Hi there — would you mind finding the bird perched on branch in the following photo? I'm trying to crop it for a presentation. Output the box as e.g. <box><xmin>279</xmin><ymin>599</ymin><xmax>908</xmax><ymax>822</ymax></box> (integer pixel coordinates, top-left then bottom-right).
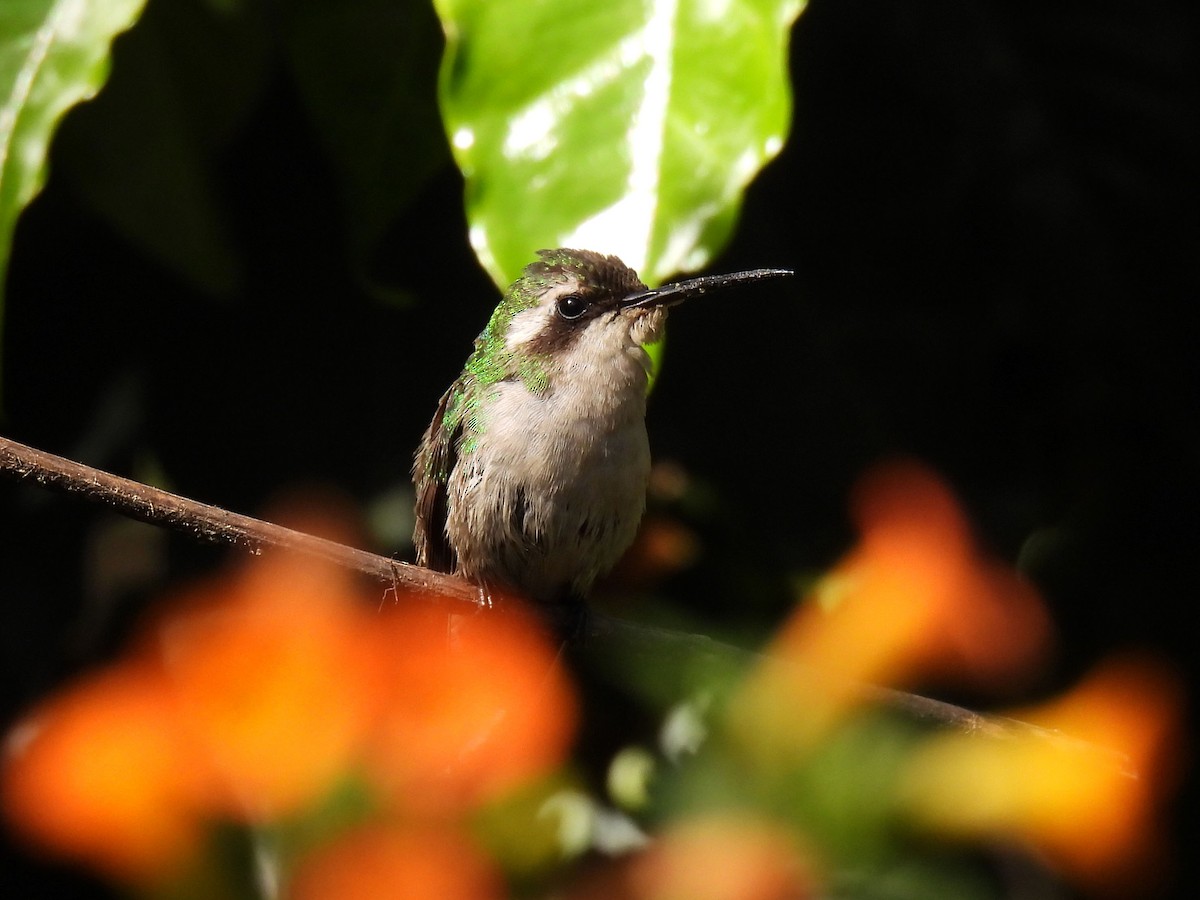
<box><xmin>413</xmin><ymin>248</ymin><xmax>790</xmax><ymax>606</ymax></box>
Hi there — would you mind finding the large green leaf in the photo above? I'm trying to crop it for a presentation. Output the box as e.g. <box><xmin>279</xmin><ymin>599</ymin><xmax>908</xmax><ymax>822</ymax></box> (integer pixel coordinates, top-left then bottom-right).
<box><xmin>435</xmin><ymin>0</ymin><xmax>804</xmax><ymax>288</ymax></box>
<box><xmin>0</xmin><ymin>0</ymin><xmax>149</xmax><ymax>318</ymax></box>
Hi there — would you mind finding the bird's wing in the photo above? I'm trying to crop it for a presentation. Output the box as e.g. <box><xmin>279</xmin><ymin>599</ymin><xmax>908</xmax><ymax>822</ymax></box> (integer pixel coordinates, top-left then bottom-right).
<box><xmin>412</xmin><ymin>385</ymin><xmax>461</xmax><ymax>574</ymax></box>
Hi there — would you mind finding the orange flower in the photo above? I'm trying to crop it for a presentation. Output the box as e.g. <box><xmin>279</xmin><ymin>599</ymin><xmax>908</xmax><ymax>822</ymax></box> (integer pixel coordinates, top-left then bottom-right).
<box><xmin>733</xmin><ymin>462</ymin><xmax>1052</xmax><ymax>749</ymax></box>
<box><xmin>365</xmin><ymin>599</ymin><xmax>577</xmax><ymax>812</ymax></box>
<box><xmin>154</xmin><ymin>554</ymin><xmax>386</xmax><ymax>821</ymax></box>
<box><xmin>569</xmin><ymin>814</ymin><xmax>815</xmax><ymax>900</ymax></box>
<box><xmin>288</xmin><ymin>823</ymin><xmax>505</xmax><ymax>900</ymax></box>
<box><xmin>901</xmin><ymin>656</ymin><xmax>1183</xmax><ymax>891</ymax></box>
<box><xmin>2</xmin><ymin>661</ymin><xmax>206</xmax><ymax>881</ymax></box>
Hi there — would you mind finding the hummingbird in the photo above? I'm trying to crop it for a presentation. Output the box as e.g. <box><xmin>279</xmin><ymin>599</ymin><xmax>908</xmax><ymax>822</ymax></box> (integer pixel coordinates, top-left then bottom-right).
<box><xmin>412</xmin><ymin>248</ymin><xmax>791</xmax><ymax>606</ymax></box>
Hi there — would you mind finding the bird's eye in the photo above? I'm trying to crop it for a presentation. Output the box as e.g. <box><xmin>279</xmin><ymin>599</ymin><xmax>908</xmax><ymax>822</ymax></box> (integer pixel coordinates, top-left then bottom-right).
<box><xmin>555</xmin><ymin>293</ymin><xmax>589</xmax><ymax>320</ymax></box>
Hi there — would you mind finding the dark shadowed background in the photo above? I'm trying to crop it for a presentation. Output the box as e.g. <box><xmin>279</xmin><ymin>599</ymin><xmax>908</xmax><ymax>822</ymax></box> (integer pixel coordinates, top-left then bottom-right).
<box><xmin>3</xmin><ymin>0</ymin><xmax>1198</xmax><ymax>894</ymax></box>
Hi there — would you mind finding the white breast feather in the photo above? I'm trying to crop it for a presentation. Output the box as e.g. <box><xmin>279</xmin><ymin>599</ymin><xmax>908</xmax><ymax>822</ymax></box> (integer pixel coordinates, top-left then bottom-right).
<box><xmin>446</xmin><ymin>315</ymin><xmax>657</xmax><ymax>601</ymax></box>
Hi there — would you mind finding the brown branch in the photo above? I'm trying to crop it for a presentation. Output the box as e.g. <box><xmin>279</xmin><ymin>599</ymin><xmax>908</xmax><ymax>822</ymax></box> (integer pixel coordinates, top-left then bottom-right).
<box><xmin>0</xmin><ymin>434</ymin><xmax>480</xmax><ymax>605</ymax></box>
<box><xmin>585</xmin><ymin>613</ymin><xmax>1121</xmax><ymax>758</ymax></box>
<box><xmin>0</xmin><ymin>434</ymin><xmax>1115</xmax><ymax>755</ymax></box>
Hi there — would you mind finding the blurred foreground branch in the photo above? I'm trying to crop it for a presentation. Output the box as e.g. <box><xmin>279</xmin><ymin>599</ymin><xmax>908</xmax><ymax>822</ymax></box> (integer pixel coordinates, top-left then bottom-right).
<box><xmin>0</xmin><ymin>434</ymin><xmax>1113</xmax><ymax>756</ymax></box>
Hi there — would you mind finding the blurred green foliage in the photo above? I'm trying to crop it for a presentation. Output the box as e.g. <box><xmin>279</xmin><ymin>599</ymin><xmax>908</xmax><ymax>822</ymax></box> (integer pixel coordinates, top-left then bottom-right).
<box><xmin>0</xmin><ymin>0</ymin><xmax>453</xmax><ymax>323</ymax></box>
<box><xmin>0</xmin><ymin>0</ymin><xmax>149</xmax><ymax>335</ymax></box>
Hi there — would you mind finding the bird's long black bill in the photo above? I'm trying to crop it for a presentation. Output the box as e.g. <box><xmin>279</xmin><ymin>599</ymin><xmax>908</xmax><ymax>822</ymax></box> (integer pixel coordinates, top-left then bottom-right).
<box><xmin>619</xmin><ymin>267</ymin><xmax>793</xmax><ymax>310</ymax></box>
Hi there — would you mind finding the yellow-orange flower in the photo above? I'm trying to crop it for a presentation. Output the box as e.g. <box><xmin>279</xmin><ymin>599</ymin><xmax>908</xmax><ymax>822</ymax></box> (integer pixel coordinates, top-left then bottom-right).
<box><xmin>2</xmin><ymin>662</ymin><xmax>206</xmax><ymax>881</ymax></box>
<box><xmin>901</xmin><ymin>656</ymin><xmax>1183</xmax><ymax>891</ymax></box>
<box><xmin>366</xmin><ymin>599</ymin><xmax>577</xmax><ymax>812</ymax></box>
<box><xmin>288</xmin><ymin>823</ymin><xmax>505</xmax><ymax>900</ymax></box>
<box><xmin>733</xmin><ymin>462</ymin><xmax>1052</xmax><ymax>749</ymax></box>
<box><xmin>153</xmin><ymin>553</ymin><xmax>386</xmax><ymax>821</ymax></box>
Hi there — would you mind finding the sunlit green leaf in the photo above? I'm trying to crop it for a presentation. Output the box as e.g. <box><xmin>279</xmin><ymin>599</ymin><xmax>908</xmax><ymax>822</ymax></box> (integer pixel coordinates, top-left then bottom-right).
<box><xmin>0</xmin><ymin>0</ymin><xmax>149</xmax><ymax>323</ymax></box>
<box><xmin>435</xmin><ymin>0</ymin><xmax>804</xmax><ymax>288</ymax></box>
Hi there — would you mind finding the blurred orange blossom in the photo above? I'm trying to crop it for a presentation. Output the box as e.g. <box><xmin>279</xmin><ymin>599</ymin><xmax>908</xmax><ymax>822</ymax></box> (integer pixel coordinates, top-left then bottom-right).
<box><xmin>288</xmin><ymin>823</ymin><xmax>505</xmax><ymax>900</ymax></box>
<box><xmin>568</xmin><ymin>814</ymin><xmax>815</xmax><ymax>900</ymax></box>
<box><xmin>3</xmin><ymin>548</ymin><xmax>578</xmax><ymax>880</ymax></box>
<box><xmin>732</xmin><ymin>462</ymin><xmax>1054</xmax><ymax>749</ymax></box>
<box><xmin>365</xmin><ymin>599</ymin><xmax>578</xmax><ymax>812</ymax></box>
<box><xmin>2</xmin><ymin>661</ymin><xmax>207</xmax><ymax>881</ymax></box>
<box><xmin>154</xmin><ymin>553</ymin><xmax>387</xmax><ymax>821</ymax></box>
